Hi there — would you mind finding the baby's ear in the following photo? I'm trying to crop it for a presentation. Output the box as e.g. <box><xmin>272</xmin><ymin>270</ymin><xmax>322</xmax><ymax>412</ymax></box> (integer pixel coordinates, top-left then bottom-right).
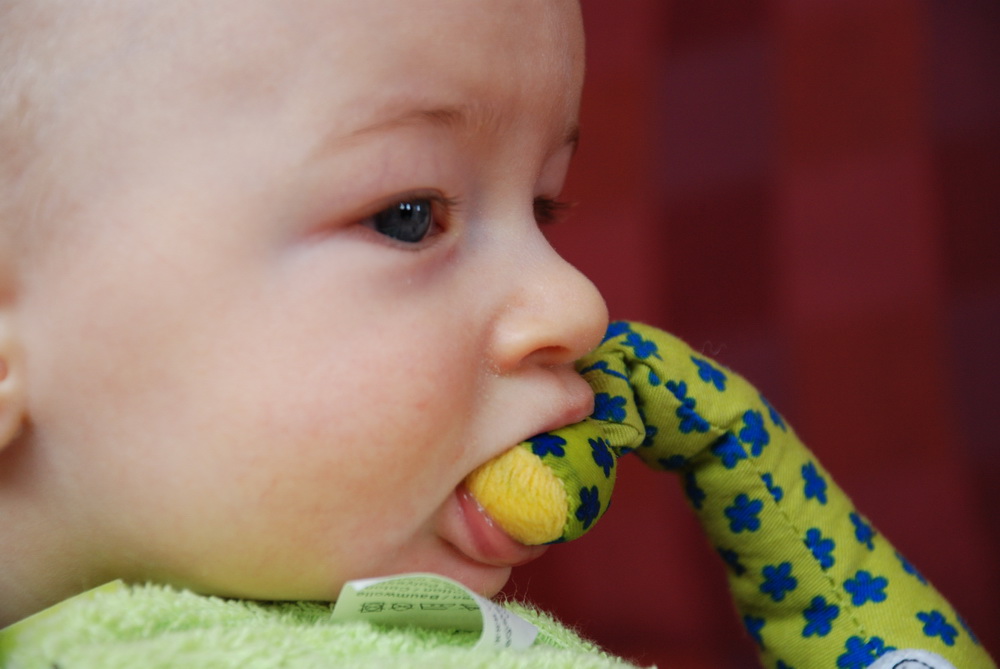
<box><xmin>0</xmin><ymin>309</ymin><xmax>26</xmax><ymax>450</ymax></box>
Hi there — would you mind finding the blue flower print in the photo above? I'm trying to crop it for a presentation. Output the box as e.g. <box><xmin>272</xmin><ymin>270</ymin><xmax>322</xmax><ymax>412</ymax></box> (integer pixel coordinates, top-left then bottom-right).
<box><xmin>589</xmin><ymin>438</ymin><xmax>615</xmax><ymax>478</ymax></box>
<box><xmin>760</xmin><ymin>394</ymin><xmax>787</xmax><ymax>431</ymax></box>
<box><xmin>895</xmin><ymin>551</ymin><xmax>927</xmax><ymax>585</ymax></box>
<box><xmin>725</xmin><ymin>494</ymin><xmax>763</xmax><ymax>533</ymax></box>
<box><xmin>676</xmin><ymin>403</ymin><xmax>710</xmax><ymax>434</ymax></box>
<box><xmin>527</xmin><ymin>433</ymin><xmax>565</xmax><ymax>458</ymax></box>
<box><xmin>684</xmin><ymin>471</ymin><xmax>706</xmax><ymax>510</ymax></box>
<box><xmin>575</xmin><ymin>486</ymin><xmax>601</xmax><ymax>530</ymax></box>
<box><xmin>691</xmin><ymin>356</ymin><xmax>727</xmax><ymax>391</ymax></box>
<box><xmin>647</xmin><ymin>369</ymin><xmax>661</xmax><ymax>386</ymax></box>
<box><xmin>739</xmin><ymin>410</ymin><xmax>770</xmax><ymax>456</ymax></box>
<box><xmin>637</xmin><ymin>405</ymin><xmax>658</xmax><ymax>446</ymax></box>
<box><xmin>802</xmin><ymin>596</ymin><xmax>839</xmax><ymax>637</ymax></box>
<box><xmin>665</xmin><ymin>380</ymin><xmax>710</xmax><ymax>433</ymax></box>
<box><xmin>804</xmin><ymin>528</ymin><xmax>836</xmax><ymax>569</ymax></box>
<box><xmin>802</xmin><ymin>462</ymin><xmax>828</xmax><ymax>504</ymax></box>
<box><xmin>760</xmin><ymin>562</ymin><xmax>798</xmax><ymax>602</ymax></box>
<box><xmin>837</xmin><ymin>636</ymin><xmax>894</xmax><ymax>669</ymax></box>
<box><xmin>843</xmin><ymin>570</ymin><xmax>888</xmax><ymax>606</ymax></box>
<box><xmin>717</xmin><ymin>547</ymin><xmax>746</xmax><ymax>575</ymax></box>
<box><xmin>623</xmin><ymin>331</ymin><xmax>660</xmax><ymax>359</ymax></box>
<box><xmin>658</xmin><ymin>454</ymin><xmax>687</xmax><ymax>470</ymax></box>
<box><xmin>917</xmin><ymin>611</ymin><xmax>958</xmax><ymax>646</ymax></box>
<box><xmin>743</xmin><ymin>615</ymin><xmax>765</xmax><ymax>647</ymax></box>
<box><xmin>665</xmin><ymin>380</ymin><xmax>687</xmax><ymax>403</ymax></box>
<box><xmin>578</xmin><ymin>360</ymin><xmax>628</xmax><ymax>381</ymax></box>
<box><xmin>592</xmin><ymin>392</ymin><xmax>627</xmax><ymax>422</ymax></box>
<box><xmin>762</xmin><ymin>473</ymin><xmax>783</xmax><ymax>502</ymax></box>
<box><xmin>850</xmin><ymin>512</ymin><xmax>876</xmax><ymax>550</ymax></box>
<box><xmin>777</xmin><ymin>662</ymin><xmax>794</xmax><ymax>669</ymax></box>
<box><xmin>601</xmin><ymin>320</ymin><xmax>632</xmax><ymax>343</ymax></box>
<box><xmin>642</xmin><ymin>423</ymin><xmax>659</xmax><ymax>447</ymax></box>
<box><xmin>711</xmin><ymin>433</ymin><xmax>747</xmax><ymax>469</ymax></box>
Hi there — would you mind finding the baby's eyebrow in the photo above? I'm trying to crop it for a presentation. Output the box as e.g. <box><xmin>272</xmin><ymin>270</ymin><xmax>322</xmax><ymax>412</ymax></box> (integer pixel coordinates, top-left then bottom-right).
<box><xmin>412</xmin><ymin>106</ymin><xmax>581</xmax><ymax>155</ymax></box>
<box><xmin>313</xmin><ymin>103</ymin><xmax>580</xmax><ymax>158</ymax></box>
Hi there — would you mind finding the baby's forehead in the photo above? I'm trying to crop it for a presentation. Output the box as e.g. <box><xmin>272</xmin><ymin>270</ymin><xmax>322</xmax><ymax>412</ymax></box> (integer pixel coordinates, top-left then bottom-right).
<box><xmin>2</xmin><ymin>1</ymin><xmax>582</xmax><ymax>215</ymax></box>
<box><xmin>17</xmin><ymin>2</ymin><xmax>577</xmax><ymax>136</ymax></box>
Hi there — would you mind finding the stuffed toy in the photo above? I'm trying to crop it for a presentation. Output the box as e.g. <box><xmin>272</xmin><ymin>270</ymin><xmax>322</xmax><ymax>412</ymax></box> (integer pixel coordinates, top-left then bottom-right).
<box><xmin>467</xmin><ymin>321</ymin><xmax>994</xmax><ymax>668</ymax></box>
<box><xmin>2</xmin><ymin>321</ymin><xmax>993</xmax><ymax>668</ymax></box>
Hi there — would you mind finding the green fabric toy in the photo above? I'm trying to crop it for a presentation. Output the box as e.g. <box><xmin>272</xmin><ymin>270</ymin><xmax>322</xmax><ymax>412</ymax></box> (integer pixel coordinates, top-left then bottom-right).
<box><xmin>468</xmin><ymin>321</ymin><xmax>994</xmax><ymax>668</ymax></box>
<box><xmin>2</xmin><ymin>321</ymin><xmax>994</xmax><ymax>668</ymax></box>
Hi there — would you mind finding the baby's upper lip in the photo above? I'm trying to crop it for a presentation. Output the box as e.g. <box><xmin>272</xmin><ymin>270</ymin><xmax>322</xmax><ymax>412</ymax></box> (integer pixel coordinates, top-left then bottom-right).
<box><xmin>537</xmin><ymin>375</ymin><xmax>594</xmax><ymax>436</ymax></box>
<box><xmin>479</xmin><ymin>372</ymin><xmax>594</xmax><ymax>469</ymax></box>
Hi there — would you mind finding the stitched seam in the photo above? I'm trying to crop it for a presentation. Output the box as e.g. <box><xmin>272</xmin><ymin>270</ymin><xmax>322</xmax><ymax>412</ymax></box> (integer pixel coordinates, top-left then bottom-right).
<box><xmin>741</xmin><ymin>437</ymin><xmax>870</xmax><ymax>643</ymax></box>
<box><xmin>632</xmin><ymin>347</ymin><xmax>870</xmax><ymax>646</ymax></box>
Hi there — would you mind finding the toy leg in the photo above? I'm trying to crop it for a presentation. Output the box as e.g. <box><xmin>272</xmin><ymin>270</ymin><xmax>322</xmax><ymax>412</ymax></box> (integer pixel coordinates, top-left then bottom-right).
<box><xmin>470</xmin><ymin>321</ymin><xmax>994</xmax><ymax>668</ymax></box>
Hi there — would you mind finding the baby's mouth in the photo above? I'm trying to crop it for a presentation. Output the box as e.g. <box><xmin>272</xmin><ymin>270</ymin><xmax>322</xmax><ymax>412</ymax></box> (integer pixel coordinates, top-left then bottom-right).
<box><xmin>450</xmin><ymin>485</ymin><xmax>548</xmax><ymax>568</ymax></box>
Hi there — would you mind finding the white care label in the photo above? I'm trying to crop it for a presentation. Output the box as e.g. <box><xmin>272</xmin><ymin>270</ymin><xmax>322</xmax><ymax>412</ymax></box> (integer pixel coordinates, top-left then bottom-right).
<box><xmin>330</xmin><ymin>573</ymin><xmax>538</xmax><ymax>651</ymax></box>
<box><xmin>869</xmin><ymin>650</ymin><xmax>958</xmax><ymax>669</ymax></box>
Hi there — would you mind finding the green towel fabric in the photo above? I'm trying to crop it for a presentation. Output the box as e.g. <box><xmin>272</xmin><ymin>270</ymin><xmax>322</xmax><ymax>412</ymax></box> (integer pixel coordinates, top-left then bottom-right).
<box><xmin>0</xmin><ymin>581</ymin><xmax>641</xmax><ymax>669</ymax></box>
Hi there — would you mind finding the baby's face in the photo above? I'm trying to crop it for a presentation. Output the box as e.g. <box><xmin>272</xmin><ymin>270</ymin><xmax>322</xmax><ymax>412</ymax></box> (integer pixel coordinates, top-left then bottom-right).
<box><xmin>7</xmin><ymin>0</ymin><xmax>606</xmax><ymax>608</ymax></box>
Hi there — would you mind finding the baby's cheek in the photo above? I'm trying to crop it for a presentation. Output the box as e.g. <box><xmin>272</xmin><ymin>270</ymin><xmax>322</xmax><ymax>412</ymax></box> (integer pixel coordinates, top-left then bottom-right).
<box><xmin>271</xmin><ymin>357</ymin><xmax>472</xmax><ymax>498</ymax></box>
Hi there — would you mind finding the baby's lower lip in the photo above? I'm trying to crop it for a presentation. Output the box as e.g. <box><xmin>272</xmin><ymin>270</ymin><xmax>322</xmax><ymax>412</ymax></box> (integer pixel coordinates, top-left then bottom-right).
<box><xmin>454</xmin><ymin>486</ymin><xmax>548</xmax><ymax>568</ymax></box>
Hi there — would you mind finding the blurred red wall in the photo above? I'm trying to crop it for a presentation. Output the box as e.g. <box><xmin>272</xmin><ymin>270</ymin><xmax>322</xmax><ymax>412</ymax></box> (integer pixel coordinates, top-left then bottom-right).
<box><xmin>505</xmin><ymin>2</ymin><xmax>1000</xmax><ymax>666</ymax></box>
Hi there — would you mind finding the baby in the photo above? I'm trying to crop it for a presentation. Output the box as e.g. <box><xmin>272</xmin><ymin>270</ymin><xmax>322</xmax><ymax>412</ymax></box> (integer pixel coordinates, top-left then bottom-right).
<box><xmin>0</xmin><ymin>2</ymin><xmax>994</xmax><ymax>668</ymax></box>
<box><xmin>0</xmin><ymin>0</ymin><xmax>606</xmax><ymax>624</ymax></box>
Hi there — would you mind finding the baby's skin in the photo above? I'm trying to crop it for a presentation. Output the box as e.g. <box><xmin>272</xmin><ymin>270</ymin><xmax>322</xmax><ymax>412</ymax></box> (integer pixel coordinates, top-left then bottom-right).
<box><xmin>0</xmin><ymin>0</ymin><xmax>606</xmax><ymax>626</ymax></box>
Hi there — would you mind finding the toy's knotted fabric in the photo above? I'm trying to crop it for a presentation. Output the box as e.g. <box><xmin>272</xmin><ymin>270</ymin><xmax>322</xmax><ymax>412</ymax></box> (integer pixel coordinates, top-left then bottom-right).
<box><xmin>466</xmin><ymin>321</ymin><xmax>994</xmax><ymax>669</ymax></box>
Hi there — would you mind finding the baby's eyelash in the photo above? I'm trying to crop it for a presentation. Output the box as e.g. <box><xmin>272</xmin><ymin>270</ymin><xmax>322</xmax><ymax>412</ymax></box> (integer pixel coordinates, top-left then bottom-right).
<box><xmin>533</xmin><ymin>197</ymin><xmax>574</xmax><ymax>226</ymax></box>
<box><xmin>359</xmin><ymin>193</ymin><xmax>461</xmax><ymax>247</ymax></box>
<box><xmin>428</xmin><ymin>194</ymin><xmax>462</xmax><ymax>220</ymax></box>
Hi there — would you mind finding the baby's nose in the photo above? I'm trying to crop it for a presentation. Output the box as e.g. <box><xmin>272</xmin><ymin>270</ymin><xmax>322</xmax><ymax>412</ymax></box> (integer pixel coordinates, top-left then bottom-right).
<box><xmin>488</xmin><ymin>240</ymin><xmax>608</xmax><ymax>372</ymax></box>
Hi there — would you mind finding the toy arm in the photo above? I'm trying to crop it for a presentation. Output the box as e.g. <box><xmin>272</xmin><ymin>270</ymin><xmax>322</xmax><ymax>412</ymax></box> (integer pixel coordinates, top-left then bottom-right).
<box><xmin>466</xmin><ymin>321</ymin><xmax>994</xmax><ymax>669</ymax></box>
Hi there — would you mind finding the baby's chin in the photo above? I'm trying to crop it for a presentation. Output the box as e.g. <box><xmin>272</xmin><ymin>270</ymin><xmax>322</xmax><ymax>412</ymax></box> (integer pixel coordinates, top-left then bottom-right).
<box><xmin>440</xmin><ymin>563</ymin><xmax>514</xmax><ymax>599</ymax></box>
<box><xmin>145</xmin><ymin>555</ymin><xmax>516</xmax><ymax>608</ymax></box>
<box><xmin>148</xmin><ymin>490</ymin><xmax>545</xmax><ymax>604</ymax></box>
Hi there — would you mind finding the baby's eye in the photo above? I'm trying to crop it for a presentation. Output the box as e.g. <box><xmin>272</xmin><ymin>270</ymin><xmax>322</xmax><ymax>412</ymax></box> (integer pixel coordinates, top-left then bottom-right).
<box><xmin>370</xmin><ymin>198</ymin><xmax>436</xmax><ymax>243</ymax></box>
<box><xmin>534</xmin><ymin>197</ymin><xmax>573</xmax><ymax>226</ymax></box>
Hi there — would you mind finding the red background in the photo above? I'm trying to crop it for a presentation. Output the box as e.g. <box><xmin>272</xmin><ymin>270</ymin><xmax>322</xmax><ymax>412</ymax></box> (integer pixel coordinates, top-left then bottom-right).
<box><xmin>504</xmin><ymin>2</ymin><xmax>1000</xmax><ymax>666</ymax></box>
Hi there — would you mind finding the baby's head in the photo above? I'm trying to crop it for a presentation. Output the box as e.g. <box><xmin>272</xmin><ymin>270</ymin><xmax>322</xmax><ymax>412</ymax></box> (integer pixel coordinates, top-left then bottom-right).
<box><xmin>0</xmin><ymin>0</ymin><xmax>608</xmax><ymax>625</ymax></box>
